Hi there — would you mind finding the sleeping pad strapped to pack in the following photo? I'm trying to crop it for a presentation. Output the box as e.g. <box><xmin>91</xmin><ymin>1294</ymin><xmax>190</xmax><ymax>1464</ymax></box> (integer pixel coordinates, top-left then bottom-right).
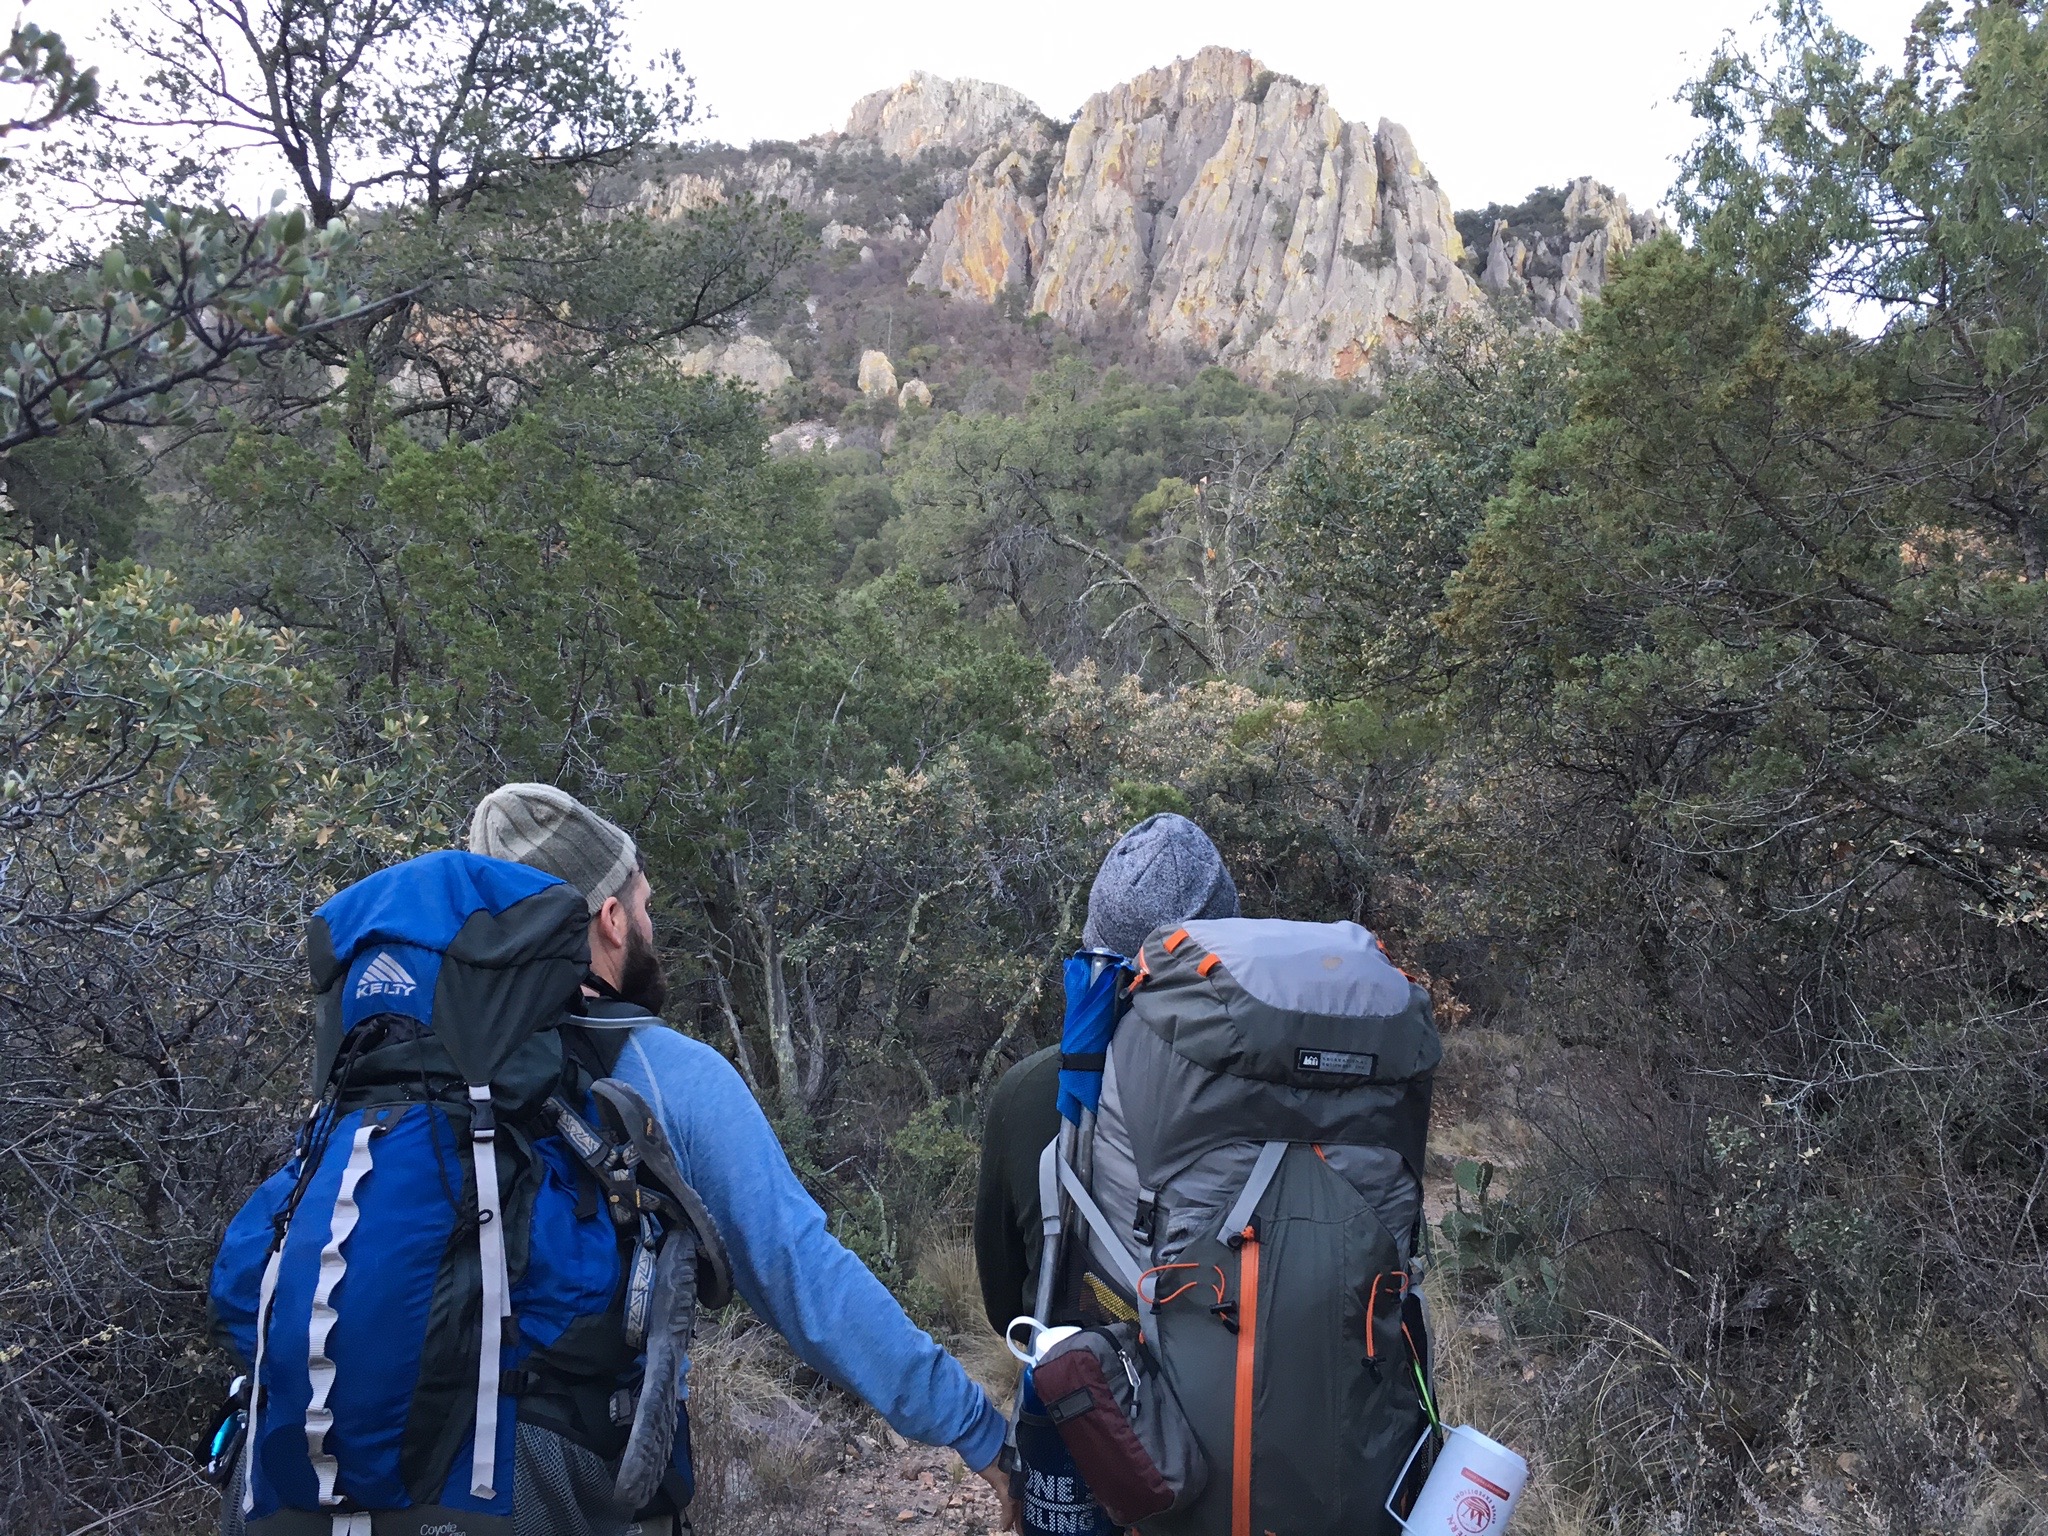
<box><xmin>209</xmin><ymin>850</ymin><xmax>730</xmax><ymax>1535</ymax></box>
<box><xmin>1041</xmin><ymin>917</ymin><xmax>1443</xmax><ymax>1536</ymax></box>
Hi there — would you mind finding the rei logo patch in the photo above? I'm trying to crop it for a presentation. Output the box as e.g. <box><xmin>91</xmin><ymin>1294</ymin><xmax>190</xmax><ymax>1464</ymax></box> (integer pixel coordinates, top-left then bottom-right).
<box><xmin>1296</xmin><ymin>1047</ymin><xmax>1376</xmax><ymax>1077</ymax></box>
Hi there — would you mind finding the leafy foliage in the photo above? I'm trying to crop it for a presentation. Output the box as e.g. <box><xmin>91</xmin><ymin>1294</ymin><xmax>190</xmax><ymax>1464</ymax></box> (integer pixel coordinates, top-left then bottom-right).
<box><xmin>893</xmin><ymin>360</ymin><xmax>1303</xmax><ymax>678</ymax></box>
<box><xmin>0</xmin><ymin>199</ymin><xmax>365</xmax><ymax>451</ymax></box>
<box><xmin>0</xmin><ymin>549</ymin><xmax>445</xmax><ymax>1531</ymax></box>
<box><xmin>1403</xmin><ymin>7</ymin><xmax>2048</xmax><ymax>1523</ymax></box>
<box><xmin>0</xmin><ymin>17</ymin><xmax>96</xmax><ymax>154</ymax></box>
<box><xmin>1277</xmin><ymin>311</ymin><xmax>1570</xmax><ymax>701</ymax></box>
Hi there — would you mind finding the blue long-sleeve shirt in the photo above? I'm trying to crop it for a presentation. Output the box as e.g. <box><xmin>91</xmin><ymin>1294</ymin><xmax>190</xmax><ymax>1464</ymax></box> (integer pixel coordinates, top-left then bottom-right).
<box><xmin>612</xmin><ymin>1023</ymin><xmax>1006</xmax><ymax>1471</ymax></box>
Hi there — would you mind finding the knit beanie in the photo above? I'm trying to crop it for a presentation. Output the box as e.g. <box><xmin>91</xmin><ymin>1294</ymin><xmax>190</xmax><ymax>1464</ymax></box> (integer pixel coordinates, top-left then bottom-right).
<box><xmin>466</xmin><ymin>782</ymin><xmax>640</xmax><ymax>915</ymax></box>
<box><xmin>1080</xmin><ymin>813</ymin><xmax>1239</xmax><ymax>959</ymax></box>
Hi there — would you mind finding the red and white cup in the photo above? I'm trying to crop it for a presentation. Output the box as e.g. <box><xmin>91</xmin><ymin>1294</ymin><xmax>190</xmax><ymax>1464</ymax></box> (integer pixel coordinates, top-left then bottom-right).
<box><xmin>1387</xmin><ymin>1425</ymin><xmax>1529</xmax><ymax>1536</ymax></box>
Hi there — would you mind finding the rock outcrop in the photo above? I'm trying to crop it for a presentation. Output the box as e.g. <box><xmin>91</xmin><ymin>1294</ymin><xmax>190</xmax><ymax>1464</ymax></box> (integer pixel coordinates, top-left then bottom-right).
<box><xmin>898</xmin><ymin>378</ymin><xmax>933</xmax><ymax>409</ymax></box>
<box><xmin>910</xmin><ymin>48</ymin><xmax>1473</xmax><ymax>381</ymax></box>
<box><xmin>910</xmin><ymin>143</ymin><xmax>1044</xmax><ymax>299</ymax></box>
<box><xmin>857</xmin><ymin>349</ymin><xmax>899</xmax><ymax>399</ymax></box>
<box><xmin>674</xmin><ymin>333</ymin><xmax>794</xmax><ymax>394</ymax></box>
<box><xmin>633</xmin><ymin>57</ymin><xmax>1650</xmax><ymax>387</ymax></box>
<box><xmin>767</xmin><ymin>420</ymin><xmax>844</xmax><ymax>456</ymax></box>
<box><xmin>1477</xmin><ymin>178</ymin><xmax>1660</xmax><ymax>329</ymax></box>
<box><xmin>843</xmin><ymin>72</ymin><xmax>1048</xmax><ymax>162</ymax></box>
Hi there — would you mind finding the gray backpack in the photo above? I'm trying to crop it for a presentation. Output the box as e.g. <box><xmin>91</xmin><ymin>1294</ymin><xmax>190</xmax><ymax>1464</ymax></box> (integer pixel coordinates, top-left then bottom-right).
<box><xmin>1039</xmin><ymin>917</ymin><xmax>1441</xmax><ymax>1536</ymax></box>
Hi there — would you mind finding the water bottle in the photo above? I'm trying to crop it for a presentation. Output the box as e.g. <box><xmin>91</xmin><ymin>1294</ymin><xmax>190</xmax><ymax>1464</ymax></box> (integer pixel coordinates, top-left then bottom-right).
<box><xmin>1008</xmin><ymin>1319</ymin><xmax>1118</xmax><ymax>1536</ymax></box>
<box><xmin>1386</xmin><ymin>1424</ymin><xmax>1529</xmax><ymax>1536</ymax></box>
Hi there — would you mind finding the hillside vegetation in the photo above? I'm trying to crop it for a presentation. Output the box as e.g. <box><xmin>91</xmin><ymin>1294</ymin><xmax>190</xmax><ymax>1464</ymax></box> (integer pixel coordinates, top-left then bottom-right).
<box><xmin>3</xmin><ymin>3</ymin><xmax>2047</xmax><ymax>1532</ymax></box>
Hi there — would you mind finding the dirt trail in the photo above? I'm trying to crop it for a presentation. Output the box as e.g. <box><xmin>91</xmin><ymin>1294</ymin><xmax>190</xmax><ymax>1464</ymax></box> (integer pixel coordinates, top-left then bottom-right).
<box><xmin>813</xmin><ymin>1427</ymin><xmax>1006</xmax><ymax>1536</ymax></box>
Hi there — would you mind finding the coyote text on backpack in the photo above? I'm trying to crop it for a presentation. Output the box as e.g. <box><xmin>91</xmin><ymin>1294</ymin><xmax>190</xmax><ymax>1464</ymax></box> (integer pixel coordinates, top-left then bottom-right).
<box><xmin>1035</xmin><ymin>918</ymin><xmax>1441</xmax><ymax>1536</ymax></box>
<box><xmin>209</xmin><ymin>850</ymin><xmax>731</xmax><ymax>1535</ymax></box>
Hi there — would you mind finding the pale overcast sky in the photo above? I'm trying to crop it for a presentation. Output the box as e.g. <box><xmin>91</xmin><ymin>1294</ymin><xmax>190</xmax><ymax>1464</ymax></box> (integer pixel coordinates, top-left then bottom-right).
<box><xmin>53</xmin><ymin>0</ymin><xmax>1926</xmax><ymax>216</ymax></box>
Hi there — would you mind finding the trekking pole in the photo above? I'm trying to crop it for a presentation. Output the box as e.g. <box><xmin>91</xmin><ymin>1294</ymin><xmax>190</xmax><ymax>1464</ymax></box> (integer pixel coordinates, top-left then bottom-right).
<box><xmin>1033</xmin><ymin>1118</ymin><xmax>1076</xmax><ymax>1323</ymax></box>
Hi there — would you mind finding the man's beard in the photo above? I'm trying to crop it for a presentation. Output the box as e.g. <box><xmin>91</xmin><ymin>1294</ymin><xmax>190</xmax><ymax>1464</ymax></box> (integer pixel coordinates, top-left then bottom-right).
<box><xmin>618</xmin><ymin>924</ymin><xmax>669</xmax><ymax>1015</ymax></box>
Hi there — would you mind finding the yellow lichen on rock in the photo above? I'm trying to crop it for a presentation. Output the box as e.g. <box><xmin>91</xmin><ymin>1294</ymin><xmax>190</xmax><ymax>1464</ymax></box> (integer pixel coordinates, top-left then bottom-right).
<box><xmin>857</xmin><ymin>350</ymin><xmax>899</xmax><ymax>400</ymax></box>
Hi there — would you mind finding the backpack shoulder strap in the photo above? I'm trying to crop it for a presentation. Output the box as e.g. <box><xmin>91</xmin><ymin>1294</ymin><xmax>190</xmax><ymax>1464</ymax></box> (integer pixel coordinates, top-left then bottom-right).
<box><xmin>559</xmin><ymin>997</ymin><xmax>654</xmax><ymax>1077</ymax></box>
<box><xmin>559</xmin><ymin>1019</ymin><xmax>619</xmax><ymax>1081</ymax></box>
<box><xmin>1047</xmin><ymin>1139</ymin><xmax>1148</xmax><ymax>1300</ymax></box>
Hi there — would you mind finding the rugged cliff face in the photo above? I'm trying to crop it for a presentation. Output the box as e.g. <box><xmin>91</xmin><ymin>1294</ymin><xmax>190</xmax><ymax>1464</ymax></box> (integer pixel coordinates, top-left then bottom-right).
<box><xmin>908</xmin><ymin>141</ymin><xmax>1046</xmax><ymax>300</ymax></box>
<box><xmin>912</xmin><ymin>48</ymin><xmax>1474</xmax><ymax>381</ymax></box>
<box><xmin>840</xmin><ymin>73</ymin><xmax>1050</xmax><ymax>163</ymax></box>
<box><xmin>628</xmin><ymin>50</ymin><xmax>1652</xmax><ymax>388</ymax></box>
<box><xmin>1467</xmin><ymin>177</ymin><xmax>1661</xmax><ymax>329</ymax></box>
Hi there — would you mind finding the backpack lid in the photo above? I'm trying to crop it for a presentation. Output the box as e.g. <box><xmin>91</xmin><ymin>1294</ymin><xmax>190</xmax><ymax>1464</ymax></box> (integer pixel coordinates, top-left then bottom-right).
<box><xmin>307</xmin><ymin>849</ymin><xmax>590</xmax><ymax>1087</ymax></box>
<box><xmin>1132</xmin><ymin>917</ymin><xmax>1440</xmax><ymax>1087</ymax></box>
<box><xmin>1177</xmin><ymin>918</ymin><xmax>1411</xmax><ymax>1017</ymax></box>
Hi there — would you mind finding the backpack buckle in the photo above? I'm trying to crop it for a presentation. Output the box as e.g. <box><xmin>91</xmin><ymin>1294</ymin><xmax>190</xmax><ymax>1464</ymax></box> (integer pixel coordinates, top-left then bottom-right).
<box><xmin>1132</xmin><ymin>1190</ymin><xmax>1158</xmax><ymax>1246</ymax></box>
<box><xmin>467</xmin><ymin>1083</ymin><xmax>496</xmax><ymax>1142</ymax></box>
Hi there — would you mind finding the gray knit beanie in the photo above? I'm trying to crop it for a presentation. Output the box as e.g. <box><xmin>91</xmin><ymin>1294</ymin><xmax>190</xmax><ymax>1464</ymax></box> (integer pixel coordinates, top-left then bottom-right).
<box><xmin>1080</xmin><ymin>813</ymin><xmax>1238</xmax><ymax>959</ymax></box>
<box><xmin>466</xmin><ymin>782</ymin><xmax>640</xmax><ymax>915</ymax></box>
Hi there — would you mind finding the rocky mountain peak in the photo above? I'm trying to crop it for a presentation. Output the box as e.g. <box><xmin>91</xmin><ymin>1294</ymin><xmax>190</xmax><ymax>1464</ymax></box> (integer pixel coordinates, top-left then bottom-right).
<box><xmin>916</xmin><ymin>46</ymin><xmax>1473</xmax><ymax>382</ymax></box>
<box><xmin>840</xmin><ymin>72</ymin><xmax>1050</xmax><ymax>162</ymax></box>
<box><xmin>1471</xmin><ymin>177</ymin><xmax>1663</xmax><ymax>328</ymax></box>
<box><xmin>634</xmin><ymin>51</ymin><xmax>1654</xmax><ymax>388</ymax></box>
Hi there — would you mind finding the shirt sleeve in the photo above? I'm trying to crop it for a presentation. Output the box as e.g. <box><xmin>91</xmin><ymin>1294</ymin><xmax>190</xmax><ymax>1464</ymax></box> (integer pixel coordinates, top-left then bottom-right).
<box><xmin>614</xmin><ymin>1026</ymin><xmax>1006</xmax><ymax>1471</ymax></box>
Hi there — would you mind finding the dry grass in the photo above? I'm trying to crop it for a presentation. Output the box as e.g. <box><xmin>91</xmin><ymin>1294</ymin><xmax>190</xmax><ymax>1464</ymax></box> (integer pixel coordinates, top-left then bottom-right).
<box><xmin>1422</xmin><ymin>1269</ymin><xmax>1614</xmax><ymax>1536</ymax></box>
<box><xmin>915</xmin><ymin>1236</ymin><xmax>1020</xmax><ymax>1406</ymax></box>
<box><xmin>684</xmin><ymin>1312</ymin><xmax>841</xmax><ymax>1536</ymax></box>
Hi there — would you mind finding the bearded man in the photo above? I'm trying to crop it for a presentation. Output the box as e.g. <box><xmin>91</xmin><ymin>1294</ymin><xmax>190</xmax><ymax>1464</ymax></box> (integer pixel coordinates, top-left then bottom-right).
<box><xmin>466</xmin><ymin>783</ymin><xmax>1016</xmax><ymax>1531</ymax></box>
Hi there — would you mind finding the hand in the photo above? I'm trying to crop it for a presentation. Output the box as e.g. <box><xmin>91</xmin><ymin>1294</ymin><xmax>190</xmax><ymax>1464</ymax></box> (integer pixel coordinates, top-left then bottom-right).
<box><xmin>974</xmin><ymin>1457</ymin><xmax>1020</xmax><ymax>1532</ymax></box>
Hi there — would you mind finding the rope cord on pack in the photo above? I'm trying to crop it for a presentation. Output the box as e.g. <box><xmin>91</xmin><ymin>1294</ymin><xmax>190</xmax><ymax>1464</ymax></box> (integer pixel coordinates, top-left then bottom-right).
<box><xmin>275</xmin><ymin>1026</ymin><xmax>375</xmax><ymax>1239</ymax></box>
<box><xmin>1364</xmin><ymin>1270</ymin><xmax>1410</xmax><ymax>1362</ymax></box>
<box><xmin>1137</xmin><ymin>1261</ymin><xmax>1202</xmax><ymax>1308</ymax></box>
<box><xmin>414</xmin><ymin>1050</ymin><xmax>464</xmax><ymax>1220</ymax></box>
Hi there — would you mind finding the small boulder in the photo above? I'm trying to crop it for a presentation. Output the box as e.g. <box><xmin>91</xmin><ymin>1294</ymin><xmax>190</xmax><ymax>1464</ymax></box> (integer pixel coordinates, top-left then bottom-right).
<box><xmin>898</xmin><ymin>378</ymin><xmax>933</xmax><ymax>410</ymax></box>
<box><xmin>857</xmin><ymin>349</ymin><xmax>899</xmax><ymax>400</ymax></box>
<box><xmin>673</xmin><ymin>333</ymin><xmax>793</xmax><ymax>394</ymax></box>
<box><xmin>767</xmin><ymin>420</ymin><xmax>845</xmax><ymax>456</ymax></box>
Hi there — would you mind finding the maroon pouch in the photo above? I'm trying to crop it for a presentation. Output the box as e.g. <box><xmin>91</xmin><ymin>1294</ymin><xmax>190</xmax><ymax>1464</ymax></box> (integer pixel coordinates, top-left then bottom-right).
<box><xmin>1031</xmin><ymin>1323</ymin><xmax>1206</xmax><ymax>1526</ymax></box>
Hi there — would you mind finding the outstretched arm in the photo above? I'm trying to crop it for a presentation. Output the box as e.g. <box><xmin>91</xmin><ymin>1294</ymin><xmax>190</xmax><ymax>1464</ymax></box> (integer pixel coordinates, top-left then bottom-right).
<box><xmin>614</xmin><ymin>1027</ymin><xmax>1007</xmax><ymax>1475</ymax></box>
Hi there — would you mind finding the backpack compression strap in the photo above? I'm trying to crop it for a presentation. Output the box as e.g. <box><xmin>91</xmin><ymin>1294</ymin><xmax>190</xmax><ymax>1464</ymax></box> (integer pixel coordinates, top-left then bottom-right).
<box><xmin>1041</xmin><ymin>1138</ymin><xmax>1148</xmax><ymax>1301</ymax></box>
<box><xmin>1216</xmin><ymin>1142</ymin><xmax>1288</xmax><ymax>1247</ymax></box>
<box><xmin>467</xmin><ymin>1085</ymin><xmax>511</xmax><ymax>1500</ymax></box>
<box><xmin>1041</xmin><ymin>1139</ymin><xmax>1292</xmax><ymax>1311</ymax></box>
<box><xmin>241</xmin><ymin>1246</ymin><xmax>285</xmax><ymax>1517</ymax></box>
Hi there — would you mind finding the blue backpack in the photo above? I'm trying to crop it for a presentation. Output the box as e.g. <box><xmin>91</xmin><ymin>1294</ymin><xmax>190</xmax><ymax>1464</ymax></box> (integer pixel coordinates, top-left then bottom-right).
<box><xmin>209</xmin><ymin>851</ymin><xmax>730</xmax><ymax>1534</ymax></box>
